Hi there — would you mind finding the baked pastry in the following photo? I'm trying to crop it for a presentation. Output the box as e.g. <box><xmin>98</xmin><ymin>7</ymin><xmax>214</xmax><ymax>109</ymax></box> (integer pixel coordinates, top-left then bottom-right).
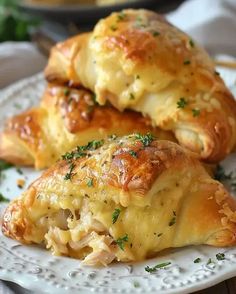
<box><xmin>2</xmin><ymin>134</ymin><xmax>236</xmax><ymax>266</ymax></box>
<box><xmin>45</xmin><ymin>9</ymin><xmax>236</xmax><ymax>163</ymax></box>
<box><xmin>0</xmin><ymin>84</ymin><xmax>173</xmax><ymax>169</ymax></box>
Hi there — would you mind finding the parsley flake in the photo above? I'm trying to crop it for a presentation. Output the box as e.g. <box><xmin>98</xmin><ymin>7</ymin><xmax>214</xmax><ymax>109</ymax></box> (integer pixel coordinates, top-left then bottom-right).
<box><xmin>129</xmin><ymin>93</ymin><xmax>135</xmax><ymax>100</ymax></box>
<box><xmin>183</xmin><ymin>60</ymin><xmax>191</xmax><ymax>65</ymax></box>
<box><xmin>16</xmin><ymin>167</ymin><xmax>23</xmax><ymax>175</ymax></box>
<box><xmin>117</xmin><ymin>12</ymin><xmax>126</xmax><ymax>21</ymax></box>
<box><xmin>194</xmin><ymin>258</ymin><xmax>201</xmax><ymax>263</ymax></box>
<box><xmin>112</xmin><ymin>208</ymin><xmax>121</xmax><ymax>224</ymax></box>
<box><xmin>0</xmin><ymin>193</ymin><xmax>9</xmax><ymax>203</ymax></box>
<box><xmin>64</xmin><ymin>163</ymin><xmax>76</xmax><ymax>181</ymax></box>
<box><xmin>145</xmin><ymin>262</ymin><xmax>171</xmax><ymax>273</ymax></box>
<box><xmin>110</xmin><ymin>25</ymin><xmax>117</xmax><ymax>31</ymax></box>
<box><xmin>129</xmin><ymin>150</ymin><xmax>137</xmax><ymax>158</ymax></box>
<box><xmin>133</xmin><ymin>281</ymin><xmax>140</xmax><ymax>288</ymax></box>
<box><xmin>87</xmin><ymin>178</ymin><xmax>93</xmax><ymax>187</ymax></box>
<box><xmin>169</xmin><ymin>211</ymin><xmax>176</xmax><ymax>226</ymax></box>
<box><xmin>177</xmin><ymin>97</ymin><xmax>188</xmax><ymax>109</ymax></box>
<box><xmin>115</xmin><ymin>234</ymin><xmax>128</xmax><ymax>251</ymax></box>
<box><xmin>64</xmin><ymin>88</ymin><xmax>70</xmax><ymax>96</ymax></box>
<box><xmin>152</xmin><ymin>31</ymin><xmax>160</xmax><ymax>37</ymax></box>
<box><xmin>206</xmin><ymin>258</ymin><xmax>214</xmax><ymax>265</ymax></box>
<box><xmin>216</xmin><ymin>253</ymin><xmax>225</xmax><ymax>260</ymax></box>
<box><xmin>135</xmin><ymin>133</ymin><xmax>154</xmax><ymax>147</ymax></box>
<box><xmin>192</xmin><ymin>109</ymin><xmax>201</xmax><ymax>117</ymax></box>
<box><xmin>189</xmin><ymin>39</ymin><xmax>195</xmax><ymax>48</ymax></box>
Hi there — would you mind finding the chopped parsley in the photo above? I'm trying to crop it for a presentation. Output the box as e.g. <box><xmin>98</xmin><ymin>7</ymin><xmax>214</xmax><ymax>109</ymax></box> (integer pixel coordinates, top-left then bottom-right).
<box><xmin>62</xmin><ymin>140</ymin><xmax>104</xmax><ymax>162</ymax></box>
<box><xmin>0</xmin><ymin>193</ymin><xmax>9</xmax><ymax>203</ymax></box>
<box><xmin>183</xmin><ymin>60</ymin><xmax>191</xmax><ymax>65</ymax></box>
<box><xmin>152</xmin><ymin>31</ymin><xmax>160</xmax><ymax>37</ymax></box>
<box><xmin>129</xmin><ymin>93</ymin><xmax>135</xmax><ymax>100</ymax></box>
<box><xmin>115</xmin><ymin>234</ymin><xmax>128</xmax><ymax>251</ymax></box>
<box><xmin>112</xmin><ymin>208</ymin><xmax>121</xmax><ymax>224</ymax></box>
<box><xmin>64</xmin><ymin>163</ymin><xmax>76</xmax><ymax>181</ymax></box>
<box><xmin>189</xmin><ymin>39</ymin><xmax>195</xmax><ymax>48</ymax></box>
<box><xmin>216</xmin><ymin>253</ymin><xmax>225</xmax><ymax>260</ymax></box>
<box><xmin>145</xmin><ymin>262</ymin><xmax>171</xmax><ymax>273</ymax></box>
<box><xmin>87</xmin><ymin>178</ymin><xmax>93</xmax><ymax>187</ymax></box>
<box><xmin>0</xmin><ymin>160</ymin><xmax>13</xmax><ymax>171</ymax></box>
<box><xmin>133</xmin><ymin>281</ymin><xmax>140</xmax><ymax>288</ymax></box>
<box><xmin>177</xmin><ymin>97</ymin><xmax>188</xmax><ymax>109</ymax></box>
<box><xmin>109</xmin><ymin>134</ymin><xmax>117</xmax><ymax>140</ymax></box>
<box><xmin>129</xmin><ymin>150</ymin><xmax>137</xmax><ymax>158</ymax></box>
<box><xmin>16</xmin><ymin>167</ymin><xmax>23</xmax><ymax>175</ymax></box>
<box><xmin>206</xmin><ymin>258</ymin><xmax>214</xmax><ymax>265</ymax></box>
<box><xmin>194</xmin><ymin>258</ymin><xmax>201</xmax><ymax>263</ymax></box>
<box><xmin>169</xmin><ymin>211</ymin><xmax>176</xmax><ymax>226</ymax></box>
<box><xmin>0</xmin><ymin>160</ymin><xmax>13</xmax><ymax>183</ymax></box>
<box><xmin>64</xmin><ymin>88</ymin><xmax>70</xmax><ymax>96</ymax></box>
<box><xmin>110</xmin><ymin>25</ymin><xmax>117</xmax><ymax>31</ymax></box>
<box><xmin>135</xmin><ymin>133</ymin><xmax>154</xmax><ymax>147</ymax></box>
<box><xmin>192</xmin><ymin>109</ymin><xmax>201</xmax><ymax>117</ymax></box>
<box><xmin>117</xmin><ymin>12</ymin><xmax>126</xmax><ymax>21</ymax></box>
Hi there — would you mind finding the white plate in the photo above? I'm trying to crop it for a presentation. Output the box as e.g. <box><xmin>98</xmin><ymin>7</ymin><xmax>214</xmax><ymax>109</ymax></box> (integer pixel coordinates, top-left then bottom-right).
<box><xmin>0</xmin><ymin>71</ymin><xmax>236</xmax><ymax>294</ymax></box>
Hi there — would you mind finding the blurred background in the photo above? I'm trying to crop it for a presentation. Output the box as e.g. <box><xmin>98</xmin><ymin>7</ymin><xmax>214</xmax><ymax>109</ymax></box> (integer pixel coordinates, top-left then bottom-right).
<box><xmin>0</xmin><ymin>0</ymin><xmax>236</xmax><ymax>88</ymax></box>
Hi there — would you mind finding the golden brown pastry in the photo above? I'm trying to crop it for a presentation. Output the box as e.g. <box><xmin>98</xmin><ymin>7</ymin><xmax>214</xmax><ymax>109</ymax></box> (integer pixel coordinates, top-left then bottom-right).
<box><xmin>2</xmin><ymin>134</ymin><xmax>236</xmax><ymax>266</ymax></box>
<box><xmin>0</xmin><ymin>84</ymin><xmax>173</xmax><ymax>169</ymax></box>
<box><xmin>45</xmin><ymin>9</ymin><xmax>236</xmax><ymax>163</ymax></box>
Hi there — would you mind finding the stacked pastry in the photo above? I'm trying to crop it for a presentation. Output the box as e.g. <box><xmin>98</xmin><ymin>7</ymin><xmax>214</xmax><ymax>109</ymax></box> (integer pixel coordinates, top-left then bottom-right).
<box><xmin>1</xmin><ymin>9</ymin><xmax>236</xmax><ymax>266</ymax></box>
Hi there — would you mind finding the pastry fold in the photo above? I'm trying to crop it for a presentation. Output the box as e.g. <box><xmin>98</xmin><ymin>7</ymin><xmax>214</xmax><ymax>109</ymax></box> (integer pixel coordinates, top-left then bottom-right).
<box><xmin>2</xmin><ymin>135</ymin><xmax>236</xmax><ymax>266</ymax></box>
<box><xmin>0</xmin><ymin>84</ymin><xmax>173</xmax><ymax>169</ymax></box>
<box><xmin>45</xmin><ymin>9</ymin><xmax>236</xmax><ymax>163</ymax></box>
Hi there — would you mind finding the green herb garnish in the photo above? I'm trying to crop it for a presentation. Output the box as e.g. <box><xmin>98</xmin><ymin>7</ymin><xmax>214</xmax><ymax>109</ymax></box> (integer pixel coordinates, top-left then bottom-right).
<box><xmin>87</xmin><ymin>178</ymin><xmax>93</xmax><ymax>187</ymax></box>
<box><xmin>129</xmin><ymin>93</ymin><xmax>135</xmax><ymax>100</ymax></box>
<box><xmin>16</xmin><ymin>167</ymin><xmax>23</xmax><ymax>175</ymax></box>
<box><xmin>133</xmin><ymin>281</ymin><xmax>140</xmax><ymax>288</ymax></box>
<box><xmin>216</xmin><ymin>253</ymin><xmax>225</xmax><ymax>260</ymax></box>
<box><xmin>192</xmin><ymin>109</ymin><xmax>201</xmax><ymax>117</ymax></box>
<box><xmin>110</xmin><ymin>25</ymin><xmax>117</xmax><ymax>31</ymax></box>
<box><xmin>189</xmin><ymin>39</ymin><xmax>195</xmax><ymax>47</ymax></box>
<box><xmin>64</xmin><ymin>163</ymin><xmax>76</xmax><ymax>181</ymax></box>
<box><xmin>183</xmin><ymin>60</ymin><xmax>191</xmax><ymax>65</ymax></box>
<box><xmin>62</xmin><ymin>140</ymin><xmax>104</xmax><ymax>162</ymax></box>
<box><xmin>135</xmin><ymin>133</ymin><xmax>154</xmax><ymax>147</ymax></box>
<box><xmin>177</xmin><ymin>97</ymin><xmax>188</xmax><ymax>109</ymax></box>
<box><xmin>152</xmin><ymin>31</ymin><xmax>160</xmax><ymax>37</ymax></box>
<box><xmin>145</xmin><ymin>262</ymin><xmax>171</xmax><ymax>273</ymax></box>
<box><xmin>169</xmin><ymin>211</ymin><xmax>176</xmax><ymax>226</ymax></box>
<box><xmin>206</xmin><ymin>258</ymin><xmax>214</xmax><ymax>265</ymax></box>
<box><xmin>64</xmin><ymin>88</ymin><xmax>70</xmax><ymax>96</ymax></box>
<box><xmin>194</xmin><ymin>258</ymin><xmax>201</xmax><ymax>263</ymax></box>
<box><xmin>129</xmin><ymin>150</ymin><xmax>137</xmax><ymax>158</ymax></box>
<box><xmin>112</xmin><ymin>208</ymin><xmax>121</xmax><ymax>224</ymax></box>
<box><xmin>115</xmin><ymin>234</ymin><xmax>128</xmax><ymax>251</ymax></box>
<box><xmin>0</xmin><ymin>193</ymin><xmax>9</xmax><ymax>203</ymax></box>
<box><xmin>117</xmin><ymin>12</ymin><xmax>126</xmax><ymax>21</ymax></box>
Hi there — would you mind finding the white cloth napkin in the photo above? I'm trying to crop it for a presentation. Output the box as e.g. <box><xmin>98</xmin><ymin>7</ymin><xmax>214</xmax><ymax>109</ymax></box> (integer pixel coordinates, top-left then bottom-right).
<box><xmin>0</xmin><ymin>42</ymin><xmax>46</xmax><ymax>89</ymax></box>
<box><xmin>0</xmin><ymin>0</ymin><xmax>236</xmax><ymax>293</ymax></box>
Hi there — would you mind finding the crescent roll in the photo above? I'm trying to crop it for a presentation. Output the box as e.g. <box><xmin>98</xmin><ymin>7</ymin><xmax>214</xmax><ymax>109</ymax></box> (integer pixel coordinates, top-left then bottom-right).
<box><xmin>2</xmin><ymin>134</ymin><xmax>236</xmax><ymax>266</ymax></box>
<box><xmin>45</xmin><ymin>9</ymin><xmax>236</xmax><ymax>163</ymax></box>
<box><xmin>0</xmin><ymin>84</ymin><xmax>173</xmax><ymax>169</ymax></box>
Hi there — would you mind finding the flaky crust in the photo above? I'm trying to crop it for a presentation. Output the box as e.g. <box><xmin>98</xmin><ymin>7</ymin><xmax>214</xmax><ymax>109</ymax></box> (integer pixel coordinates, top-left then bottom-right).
<box><xmin>2</xmin><ymin>135</ymin><xmax>236</xmax><ymax>265</ymax></box>
<box><xmin>45</xmin><ymin>9</ymin><xmax>236</xmax><ymax>163</ymax></box>
<box><xmin>0</xmin><ymin>84</ymin><xmax>174</xmax><ymax>169</ymax></box>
